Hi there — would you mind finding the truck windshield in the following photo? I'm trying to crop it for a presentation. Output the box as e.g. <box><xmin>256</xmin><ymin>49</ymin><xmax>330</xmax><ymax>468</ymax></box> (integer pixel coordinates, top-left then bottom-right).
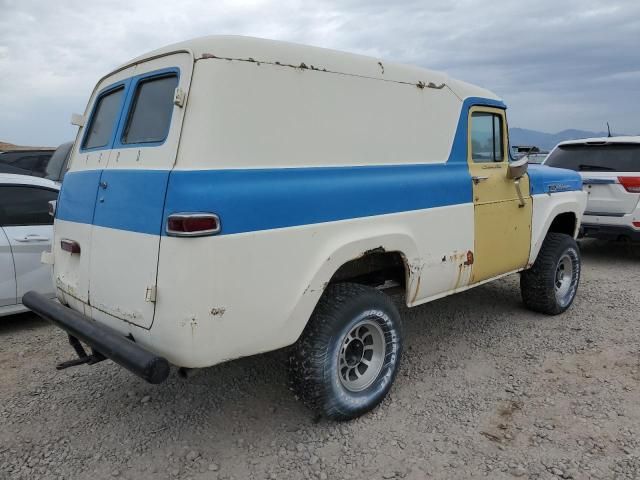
<box><xmin>546</xmin><ymin>143</ymin><xmax>640</xmax><ymax>172</ymax></box>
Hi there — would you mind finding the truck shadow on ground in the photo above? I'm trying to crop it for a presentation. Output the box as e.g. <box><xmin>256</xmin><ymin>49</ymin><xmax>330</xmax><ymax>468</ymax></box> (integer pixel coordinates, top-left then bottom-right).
<box><xmin>0</xmin><ymin>311</ymin><xmax>48</xmax><ymax>334</ymax></box>
<box><xmin>578</xmin><ymin>238</ymin><xmax>640</xmax><ymax>262</ymax></box>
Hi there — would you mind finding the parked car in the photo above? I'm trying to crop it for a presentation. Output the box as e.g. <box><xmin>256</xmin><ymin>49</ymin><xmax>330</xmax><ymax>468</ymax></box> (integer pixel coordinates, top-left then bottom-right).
<box><xmin>24</xmin><ymin>36</ymin><xmax>587</xmax><ymax>420</ymax></box>
<box><xmin>45</xmin><ymin>141</ymin><xmax>74</xmax><ymax>183</ymax></box>
<box><xmin>0</xmin><ymin>149</ymin><xmax>55</xmax><ymax>177</ymax></box>
<box><xmin>0</xmin><ymin>174</ymin><xmax>59</xmax><ymax>316</ymax></box>
<box><xmin>545</xmin><ymin>136</ymin><xmax>640</xmax><ymax>242</ymax></box>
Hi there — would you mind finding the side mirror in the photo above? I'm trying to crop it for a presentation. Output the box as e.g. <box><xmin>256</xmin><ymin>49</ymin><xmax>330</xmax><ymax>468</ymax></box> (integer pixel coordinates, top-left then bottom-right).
<box><xmin>48</xmin><ymin>200</ymin><xmax>57</xmax><ymax>217</ymax></box>
<box><xmin>507</xmin><ymin>157</ymin><xmax>528</xmax><ymax>180</ymax></box>
<box><xmin>70</xmin><ymin>113</ymin><xmax>85</xmax><ymax>127</ymax></box>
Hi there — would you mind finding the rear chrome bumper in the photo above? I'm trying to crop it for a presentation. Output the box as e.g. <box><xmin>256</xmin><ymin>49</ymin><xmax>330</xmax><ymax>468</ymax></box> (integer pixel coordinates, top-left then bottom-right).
<box><xmin>580</xmin><ymin>223</ymin><xmax>640</xmax><ymax>242</ymax></box>
<box><xmin>22</xmin><ymin>291</ymin><xmax>170</xmax><ymax>384</ymax></box>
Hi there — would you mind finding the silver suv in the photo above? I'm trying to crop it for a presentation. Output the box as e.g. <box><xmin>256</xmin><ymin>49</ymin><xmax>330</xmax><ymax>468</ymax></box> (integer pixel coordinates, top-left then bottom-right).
<box><xmin>545</xmin><ymin>137</ymin><xmax>640</xmax><ymax>242</ymax></box>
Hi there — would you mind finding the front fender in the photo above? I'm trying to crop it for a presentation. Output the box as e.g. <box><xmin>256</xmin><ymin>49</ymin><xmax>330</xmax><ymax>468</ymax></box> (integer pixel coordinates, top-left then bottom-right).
<box><xmin>530</xmin><ymin>191</ymin><xmax>587</xmax><ymax>265</ymax></box>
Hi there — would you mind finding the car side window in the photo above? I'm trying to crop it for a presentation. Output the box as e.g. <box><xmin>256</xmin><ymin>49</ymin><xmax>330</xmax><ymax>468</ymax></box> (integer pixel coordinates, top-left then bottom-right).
<box><xmin>471</xmin><ymin>112</ymin><xmax>504</xmax><ymax>163</ymax></box>
<box><xmin>0</xmin><ymin>186</ymin><xmax>58</xmax><ymax>227</ymax></box>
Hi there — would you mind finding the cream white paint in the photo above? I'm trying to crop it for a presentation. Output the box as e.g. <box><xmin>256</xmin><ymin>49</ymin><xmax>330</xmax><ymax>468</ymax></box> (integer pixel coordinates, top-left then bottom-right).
<box><xmin>177</xmin><ymin>58</ymin><xmax>462</xmax><ymax>170</ymax></box>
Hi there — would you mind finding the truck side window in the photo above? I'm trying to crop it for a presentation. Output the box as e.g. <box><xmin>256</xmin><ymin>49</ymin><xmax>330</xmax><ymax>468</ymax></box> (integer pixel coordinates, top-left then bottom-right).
<box><xmin>471</xmin><ymin>112</ymin><xmax>504</xmax><ymax>163</ymax></box>
<box><xmin>83</xmin><ymin>87</ymin><xmax>125</xmax><ymax>150</ymax></box>
<box><xmin>122</xmin><ymin>74</ymin><xmax>178</xmax><ymax>144</ymax></box>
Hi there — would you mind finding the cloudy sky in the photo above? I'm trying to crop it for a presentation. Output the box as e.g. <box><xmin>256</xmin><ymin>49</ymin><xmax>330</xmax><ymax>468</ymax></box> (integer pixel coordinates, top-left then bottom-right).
<box><xmin>0</xmin><ymin>0</ymin><xmax>638</xmax><ymax>146</ymax></box>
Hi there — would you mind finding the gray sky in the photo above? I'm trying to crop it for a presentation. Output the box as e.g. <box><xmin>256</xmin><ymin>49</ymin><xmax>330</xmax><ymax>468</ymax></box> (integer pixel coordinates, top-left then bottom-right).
<box><xmin>1</xmin><ymin>0</ymin><xmax>639</xmax><ymax>146</ymax></box>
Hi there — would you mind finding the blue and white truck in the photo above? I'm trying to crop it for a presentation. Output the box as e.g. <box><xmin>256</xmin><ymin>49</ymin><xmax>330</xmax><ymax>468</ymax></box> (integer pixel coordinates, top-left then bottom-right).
<box><xmin>25</xmin><ymin>36</ymin><xmax>586</xmax><ymax>420</ymax></box>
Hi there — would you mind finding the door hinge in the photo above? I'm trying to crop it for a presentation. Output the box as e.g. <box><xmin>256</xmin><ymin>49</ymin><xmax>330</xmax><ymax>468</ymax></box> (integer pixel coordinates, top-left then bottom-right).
<box><xmin>145</xmin><ymin>285</ymin><xmax>157</xmax><ymax>303</ymax></box>
<box><xmin>173</xmin><ymin>88</ymin><xmax>186</xmax><ymax>108</ymax></box>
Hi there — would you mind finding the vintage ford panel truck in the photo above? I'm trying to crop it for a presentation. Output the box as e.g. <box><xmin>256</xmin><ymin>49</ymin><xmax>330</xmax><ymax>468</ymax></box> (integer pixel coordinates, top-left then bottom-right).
<box><xmin>24</xmin><ymin>36</ymin><xmax>586</xmax><ymax>420</ymax></box>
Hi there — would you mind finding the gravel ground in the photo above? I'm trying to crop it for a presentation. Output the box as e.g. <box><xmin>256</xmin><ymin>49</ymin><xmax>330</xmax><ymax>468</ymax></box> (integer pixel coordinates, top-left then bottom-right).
<box><xmin>1</xmin><ymin>239</ymin><xmax>639</xmax><ymax>480</ymax></box>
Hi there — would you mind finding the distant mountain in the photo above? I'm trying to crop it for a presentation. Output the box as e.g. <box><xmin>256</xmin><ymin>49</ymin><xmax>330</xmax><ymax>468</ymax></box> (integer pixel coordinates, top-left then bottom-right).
<box><xmin>509</xmin><ymin>128</ymin><xmax>635</xmax><ymax>151</ymax></box>
<box><xmin>0</xmin><ymin>141</ymin><xmax>51</xmax><ymax>152</ymax></box>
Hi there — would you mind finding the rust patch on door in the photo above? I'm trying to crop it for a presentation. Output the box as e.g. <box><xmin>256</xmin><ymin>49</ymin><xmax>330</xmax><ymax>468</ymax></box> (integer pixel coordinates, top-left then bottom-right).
<box><xmin>464</xmin><ymin>250</ymin><xmax>474</xmax><ymax>266</ymax></box>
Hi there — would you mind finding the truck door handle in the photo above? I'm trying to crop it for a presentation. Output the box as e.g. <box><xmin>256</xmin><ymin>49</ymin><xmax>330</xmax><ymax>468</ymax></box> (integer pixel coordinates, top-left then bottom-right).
<box><xmin>472</xmin><ymin>176</ymin><xmax>489</xmax><ymax>184</ymax></box>
<box><xmin>14</xmin><ymin>234</ymin><xmax>50</xmax><ymax>242</ymax></box>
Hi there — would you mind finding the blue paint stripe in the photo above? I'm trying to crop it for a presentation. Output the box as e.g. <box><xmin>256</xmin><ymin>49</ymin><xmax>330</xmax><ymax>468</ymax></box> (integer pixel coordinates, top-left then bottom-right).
<box><xmin>57</xmin><ymin>163</ymin><xmax>473</xmax><ymax>236</ymax></box>
<box><xmin>164</xmin><ymin>163</ymin><xmax>472</xmax><ymax>235</ymax></box>
<box><xmin>93</xmin><ymin>170</ymin><xmax>170</xmax><ymax>235</ymax></box>
<box><xmin>57</xmin><ymin>170</ymin><xmax>102</xmax><ymax>224</ymax></box>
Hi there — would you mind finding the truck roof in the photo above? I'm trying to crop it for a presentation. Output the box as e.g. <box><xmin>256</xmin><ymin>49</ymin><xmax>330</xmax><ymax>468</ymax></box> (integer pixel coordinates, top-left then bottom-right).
<box><xmin>114</xmin><ymin>35</ymin><xmax>501</xmax><ymax>104</ymax></box>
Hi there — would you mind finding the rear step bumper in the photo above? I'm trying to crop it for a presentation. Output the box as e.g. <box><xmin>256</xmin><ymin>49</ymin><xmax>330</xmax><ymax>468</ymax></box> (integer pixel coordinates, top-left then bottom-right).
<box><xmin>580</xmin><ymin>223</ymin><xmax>640</xmax><ymax>242</ymax></box>
<box><xmin>22</xmin><ymin>291</ymin><xmax>170</xmax><ymax>384</ymax></box>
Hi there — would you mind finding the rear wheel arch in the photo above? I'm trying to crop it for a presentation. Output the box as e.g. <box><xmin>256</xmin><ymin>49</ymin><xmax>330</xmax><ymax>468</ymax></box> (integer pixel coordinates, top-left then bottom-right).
<box><xmin>329</xmin><ymin>249</ymin><xmax>409</xmax><ymax>292</ymax></box>
<box><xmin>284</xmin><ymin>234</ymin><xmax>420</xmax><ymax>347</ymax></box>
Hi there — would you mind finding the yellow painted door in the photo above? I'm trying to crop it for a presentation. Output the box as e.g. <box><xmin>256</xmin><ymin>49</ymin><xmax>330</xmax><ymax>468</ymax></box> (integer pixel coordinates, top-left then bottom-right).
<box><xmin>468</xmin><ymin>107</ymin><xmax>532</xmax><ymax>283</ymax></box>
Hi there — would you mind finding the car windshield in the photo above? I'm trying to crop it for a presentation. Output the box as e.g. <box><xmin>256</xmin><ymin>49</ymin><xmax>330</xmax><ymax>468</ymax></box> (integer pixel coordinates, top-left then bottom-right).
<box><xmin>546</xmin><ymin>143</ymin><xmax>640</xmax><ymax>172</ymax></box>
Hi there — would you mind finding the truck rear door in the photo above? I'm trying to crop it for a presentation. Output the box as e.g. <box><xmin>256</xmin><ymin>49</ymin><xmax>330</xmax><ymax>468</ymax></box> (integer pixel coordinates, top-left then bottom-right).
<box><xmin>55</xmin><ymin>51</ymin><xmax>193</xmax><ymax>329</ymax></box>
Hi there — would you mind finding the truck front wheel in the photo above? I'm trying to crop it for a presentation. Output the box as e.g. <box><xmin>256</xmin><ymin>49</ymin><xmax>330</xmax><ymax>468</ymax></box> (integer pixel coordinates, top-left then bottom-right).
<box><xmin>521</xmin><ymin>232</ymin><xmax>581</xmax><ymax>315</ymax></box>
<box><xmin>289</xmin><ymin>283</ymin><xmax>404</xmax><ymax>421</ymax></box>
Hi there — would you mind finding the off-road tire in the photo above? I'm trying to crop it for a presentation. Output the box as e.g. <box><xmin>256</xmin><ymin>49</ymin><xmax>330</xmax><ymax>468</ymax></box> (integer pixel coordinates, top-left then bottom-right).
<box><xmin>521</xmin><ymin>232</ymin><xmax>581</xmax><ymax>315</ymax></box>
<box><xmin>289</xmin><ymin>283</ymin><xmax>403</xmax><ymax>421</ymax></box>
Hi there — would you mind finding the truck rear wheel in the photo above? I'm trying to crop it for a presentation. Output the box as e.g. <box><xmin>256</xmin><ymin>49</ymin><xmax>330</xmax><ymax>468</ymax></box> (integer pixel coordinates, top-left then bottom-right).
<box><xmin>521</xmin><ymin>232</ymin><xmax>581</xmax><ymax>315</ymax></box>
<box><xmin>289</xmin><ymin>283</ymin><xmax>403</xmax><ymax>421</ymax></box>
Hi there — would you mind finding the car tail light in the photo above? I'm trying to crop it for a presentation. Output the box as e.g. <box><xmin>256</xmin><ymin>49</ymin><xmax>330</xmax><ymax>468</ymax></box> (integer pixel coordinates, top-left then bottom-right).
<box><xmin>60</xmin><ymin>239</ymin><xmax>81</xmax><ymax>254</ymax></box>
<box><xmin>166</xmin><ymin>213</ymin><xmax>221</xmax><ymax>237</ymax></box>
<box><xmin>618</xmin><ymin>176</ymin><xmax>640</xmax><ymax>193</ymax></box>
<box><xmin>633</xmin><ymin>221</ymin><xmax>640</xmax><ymax>228</ymax></box>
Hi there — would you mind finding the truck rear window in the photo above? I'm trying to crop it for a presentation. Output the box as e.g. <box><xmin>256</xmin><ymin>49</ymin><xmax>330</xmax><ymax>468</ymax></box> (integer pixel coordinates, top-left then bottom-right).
<box><xmin>83</xmin><ymin>87</ymin><xmax>125</xmax><ymax>149</ymax></box>
<box><xmin>546</xmin><ymin>144</ymin><xmax>640</xmax><ymax>172</ymax></box>
<box><xmin>122</xmin><ymin>74</ymin><xmax>178</xmax><ymax>144</ymax></box>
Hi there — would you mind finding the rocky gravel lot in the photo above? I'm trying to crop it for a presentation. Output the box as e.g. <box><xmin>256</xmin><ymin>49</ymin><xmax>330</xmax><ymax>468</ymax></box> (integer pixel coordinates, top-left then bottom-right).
<box><xmin>1</xmin><ymin>239</ymin><xmax>639</xmax><ymax>480</ymax></box>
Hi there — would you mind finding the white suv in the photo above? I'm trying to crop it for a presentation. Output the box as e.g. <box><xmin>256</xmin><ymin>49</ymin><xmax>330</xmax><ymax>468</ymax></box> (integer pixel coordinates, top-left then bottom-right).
<box><xmin>545</xmin><ymin>137</ymin><xmax>640</xmax><ymax>242</ymax></box>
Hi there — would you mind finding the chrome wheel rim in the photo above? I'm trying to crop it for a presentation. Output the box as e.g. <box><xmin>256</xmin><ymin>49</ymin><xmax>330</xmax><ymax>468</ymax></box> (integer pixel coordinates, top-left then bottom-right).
<box><xmin>338</xmin><ymin>319</ymin><xmax>386</xmax><ymax>392</ymax></box>
<box><xmin>554</xmin><ymin>253</ymin><xmax>576</xmax><ymax>306</ymax></box>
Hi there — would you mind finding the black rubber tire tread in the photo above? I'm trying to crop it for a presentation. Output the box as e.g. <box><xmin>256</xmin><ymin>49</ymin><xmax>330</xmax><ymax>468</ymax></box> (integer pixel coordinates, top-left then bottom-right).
<box><xmin>521</xmin><ymin>232</ymin><xmax>580</xmax><ymax>315</ymax></box>
<box><xmin>289</xmin><ymin>282</ymin><xmax>403</xmax><ymax>421</ymax></box>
